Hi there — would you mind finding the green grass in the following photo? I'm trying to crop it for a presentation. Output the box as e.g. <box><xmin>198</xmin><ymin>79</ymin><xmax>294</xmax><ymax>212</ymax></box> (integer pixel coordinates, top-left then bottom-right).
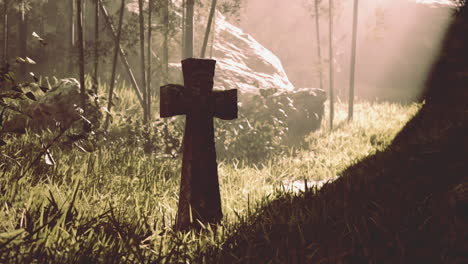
<box><xmin>0</xmin><ymin>81</ymin><xmax>420</xmax><ymax>263</ymax></box>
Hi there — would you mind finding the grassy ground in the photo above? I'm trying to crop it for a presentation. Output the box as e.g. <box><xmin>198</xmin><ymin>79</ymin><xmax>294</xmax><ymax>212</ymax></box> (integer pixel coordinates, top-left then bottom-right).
<box><xmin>0</xmin><ymin>83</ymin><xmax>420</xmax><ymax>263</ymax></box>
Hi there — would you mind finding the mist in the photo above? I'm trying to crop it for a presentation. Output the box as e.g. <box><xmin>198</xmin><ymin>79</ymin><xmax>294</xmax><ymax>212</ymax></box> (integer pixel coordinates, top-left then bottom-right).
<box><xmin>237</xmin><ymin>0</ymin><xmax>455</xmax><ymax>102</ymax></box>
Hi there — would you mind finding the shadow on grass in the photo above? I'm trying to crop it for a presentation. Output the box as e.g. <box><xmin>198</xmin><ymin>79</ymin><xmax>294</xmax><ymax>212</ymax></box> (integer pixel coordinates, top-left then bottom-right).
<box><xmin>205</xmin><ymin>4</ymin><xmax>468</xmax><ymax>264</ymax></box>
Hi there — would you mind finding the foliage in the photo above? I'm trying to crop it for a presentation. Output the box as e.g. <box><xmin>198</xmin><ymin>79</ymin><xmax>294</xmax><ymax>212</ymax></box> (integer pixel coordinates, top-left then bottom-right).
<box><xmin>0</xmin><ymin>99</ymin><xmax>419</xmax><ymax>263</ymax></box>
<box><xmin>215</xmin><ymin>88</ymin><xmax>290</xmax><ymax>163</ymax></box>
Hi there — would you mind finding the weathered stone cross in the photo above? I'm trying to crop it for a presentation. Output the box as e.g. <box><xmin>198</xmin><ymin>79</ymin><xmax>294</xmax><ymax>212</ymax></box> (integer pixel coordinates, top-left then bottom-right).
<box><xmin>160</xmin><ymin>58</ymin><xmax>238</xmax><ymax>230</ymax></box>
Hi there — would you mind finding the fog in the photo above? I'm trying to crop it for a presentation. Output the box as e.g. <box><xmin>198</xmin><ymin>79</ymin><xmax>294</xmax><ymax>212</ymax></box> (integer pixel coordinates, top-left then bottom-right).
<box><xmin>237</xmin><ymin>0</ymin><xmax>455</xmax><ymax>102</ymax></box>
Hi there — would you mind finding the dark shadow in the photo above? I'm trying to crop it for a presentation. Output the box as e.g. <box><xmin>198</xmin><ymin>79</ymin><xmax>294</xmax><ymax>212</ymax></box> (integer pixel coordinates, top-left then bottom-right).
<box><xmin>204</xmin><ymin>2</ymin><xmax>468</xmax><ymax>263</ymax></box>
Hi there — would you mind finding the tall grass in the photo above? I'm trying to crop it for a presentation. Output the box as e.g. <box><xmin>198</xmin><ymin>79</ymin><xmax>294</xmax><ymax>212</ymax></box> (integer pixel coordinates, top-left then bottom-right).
<box><xmin>0</xmin><ymin>80</ymin><xmax>420</xmax><ymax>263</ymax></box>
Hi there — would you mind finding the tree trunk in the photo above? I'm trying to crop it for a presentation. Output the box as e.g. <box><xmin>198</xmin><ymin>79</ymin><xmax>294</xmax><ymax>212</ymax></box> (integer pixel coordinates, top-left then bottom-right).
<box><xmin>2</xmin><ymin>0</ymin><xmax>8</xmax><ymax>65</ymax></box>
<box><xmin>18</xmin><ymin>1</ymin><xmax>27</xmax><ymax>80</ymax></box>
<box><xmin>209</xmin><ymin>10</ymin><xmax>216</xmax><ymax>59</ymax></box>
<box><xmin>77</xmin><ymin>0</ymin><xmax>86</xmax><ymax>111</ymax></box>
<box><xmin>147</xmin><ymin>0</ymin><xmax>153</xmax><ymax>120</ymax></box>
<box><xmin>200</xmin><ymin>0</ymin><xmax>217</xmax><ymax>58</ymax></box>
<box><xmin>181</xmin><ymin>0</ymin><xmax>185</xmax><ymax>59</ymax></box>
<box><xmin>184</xmin><ymin>0</ymin><xmax>194</xmax><ymax>59</ymax></box>
<box><xmin>329</xmin><ymin>0</ymin><xmax>334</xmax><ymax>130</ymax></box>
<box><xmin>93</xmin><ymin>0</ymin><xmax>100</xmax><ymax>94</ymax></box>
<box><xmin>100</xmin><ymin>0</ymin><xmax>144</xmax><ymax>107</ymax></box>
<box><xmin>104</xmin><ymin>0</ymin><xmax>125</xmax><ymax>130</ymax></box>
<box><xmin>348</xmin><ymin>0</ymin><xmax>359</xmax><ymax>121</ymax></box>
<box><xmin>314</xmin><ymin>0</ymin><xmax>323</xmax><ymax>89</ymax></box>
<box><xmin>69</xmin><ymin>0</ymin><xmax>75</xmax><ymax>75</ymax></box>
<box><xmin>138</xmin><ymin>0</ymin><xmax>148</xmax><ymax>123</ymax></box>
<box><xmin>163</xmin><ymin>0</ymin><xmax>169</xmax><ymax>83</ymax></box>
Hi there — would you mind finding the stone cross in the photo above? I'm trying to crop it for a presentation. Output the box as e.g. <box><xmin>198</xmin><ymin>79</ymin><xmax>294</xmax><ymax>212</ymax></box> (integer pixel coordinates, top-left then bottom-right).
<box><xmin>160</xmin><ymin>58</ymin><xmax>238</xmax><ymax>230</ymax></box>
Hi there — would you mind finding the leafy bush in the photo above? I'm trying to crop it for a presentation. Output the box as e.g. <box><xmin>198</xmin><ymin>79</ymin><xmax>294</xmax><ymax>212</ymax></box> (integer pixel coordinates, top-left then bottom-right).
<box><xmin>215</xmin><ymin>88</ymin><xmax>290</xmax><ymax>163</ymax></box>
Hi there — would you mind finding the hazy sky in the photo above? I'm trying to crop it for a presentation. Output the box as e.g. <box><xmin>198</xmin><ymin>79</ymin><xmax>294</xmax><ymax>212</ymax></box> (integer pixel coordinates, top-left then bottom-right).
<box><xmin>237</xmin><ymin>0</ymin><xmax>454</xmax><ymax>101</ymax></box>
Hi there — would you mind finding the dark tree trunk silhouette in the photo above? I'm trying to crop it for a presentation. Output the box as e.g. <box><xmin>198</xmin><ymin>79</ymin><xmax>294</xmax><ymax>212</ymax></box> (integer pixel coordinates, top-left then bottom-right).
<box><xmin>93</xmin><ymin>0</ymin><xmax>100</xmax><ymax>94</ymax></box>
<box><xmin>348</xmin><ymin>0</ymin><xmax>359</xmax><ymax>121</ymax></box>
<box><xmin>147</xmin><ymin>0</ymin><xmax>153</xmax><ymax>120</ymax></box>
<box><xmin>77</xmin><ymin>0</ymin><xmax>85</xmax><ymax>111</ymax></box>
<box><xmin>209</xmin><ymin>11</ymin><xmax>216</xmax><ymax>59</ymax></box>
<box><xmin>181</xmin><ymin>0</ymin><xmax>186</xmax><ymax>59</ymax></box>
<box><xmin>200</xmin><ymin>0</ymin><xmax>217</xmax><ymax>58</ymax></box>
<box><xmin>163</xmin><ymin>0</ymin><xmax>169</xmax><ymax>83</ymax></box>
<box><xmin>104</xmin><ymin>0</ymin><xmax>125</xmax><ymax>130</ymax></box>
<box><xmin>184</xmin><ymin>0</ymin><xmax>194</xmax><ymax>59</ymax></box>
<box><xmin>2</xmin><ymin>0</ymin><xmax>8</xmax><ymax>65</ymax></box>
<box><xmin>69</xmin><ymin>0</ymin><xmax>75</xmax><ymax>74</ymax></box>
<box><xmin>138</xmin><ymin>0</ymin><xmax>148</xmax><ymax>123</ymax></box>
<box><xmin>314</xmin><ymin>0</ymin><xmax>323</xmax><ymax>89</ymax></box>
<box><xmin>328</xmin><ymin>0</ymin><xmax>334</xmax><ymax>130</ymax></box>
<box><xmin>18</xmin><ymin>1</ymin><xmax>27</xmax><ymax>80</ymax></box>
<box><xmin>100</xmin><ymin>0</ymin><xmax>144</xmax><ymax>107</ymax></box>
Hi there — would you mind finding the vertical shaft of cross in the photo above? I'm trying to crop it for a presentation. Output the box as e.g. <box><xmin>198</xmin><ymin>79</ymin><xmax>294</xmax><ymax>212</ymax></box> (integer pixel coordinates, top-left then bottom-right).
<box><xmin>160</xmin><ymin>58</ymin><xmax>237</xmax><ymax>231</ymax></box>
<box><xmin>177</xmin><ymin>59</ymin><xmax>221</xmax><ymax>230</ymax></box>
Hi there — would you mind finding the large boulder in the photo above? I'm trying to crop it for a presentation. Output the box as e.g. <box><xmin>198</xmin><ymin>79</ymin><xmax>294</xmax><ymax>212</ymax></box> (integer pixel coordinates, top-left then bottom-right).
<box><xmin>168</xmin><ymin>12</ymin><xmax>326</xmax><ymax>141</ymax></box>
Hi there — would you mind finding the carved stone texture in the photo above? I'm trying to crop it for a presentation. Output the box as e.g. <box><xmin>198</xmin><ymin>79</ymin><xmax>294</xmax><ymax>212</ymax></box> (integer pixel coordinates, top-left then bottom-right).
<box><xmin>160</xmin><ymin>58</ymin><xmax>237</xmax><ymax>231</ymax></box>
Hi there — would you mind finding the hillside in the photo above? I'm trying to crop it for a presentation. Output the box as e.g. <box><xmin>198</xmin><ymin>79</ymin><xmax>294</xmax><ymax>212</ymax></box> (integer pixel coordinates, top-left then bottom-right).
<box><xmin>206</xmin><ymin>3</ymin><xmax>468</xmax><ymax>263</ymax></box>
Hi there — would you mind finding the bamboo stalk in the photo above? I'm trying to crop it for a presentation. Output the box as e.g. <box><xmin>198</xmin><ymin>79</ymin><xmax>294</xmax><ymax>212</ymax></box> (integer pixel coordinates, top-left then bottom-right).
<box><xmin>77</xmin><ymin>0</ymin><xmax>86</xmax><ymax>111</ymax></box>
<box><xmin>348</xmin><ymin>0</ymin><xmax>359</xmax><ymax>121</ymax></box>
<box><xmin>104</xmin><ymin>0</ymin><xmax>125</xmax><ymax>130</ymax></box>
<box><xmin>200</xmin><ymin>0</ymin><xmax>217</xmax><ymax>58</ymax></box>
<box><xmin>100</xmin><ymin>0</ymin><xmax>144</xmax><ymax>107</ymax></box>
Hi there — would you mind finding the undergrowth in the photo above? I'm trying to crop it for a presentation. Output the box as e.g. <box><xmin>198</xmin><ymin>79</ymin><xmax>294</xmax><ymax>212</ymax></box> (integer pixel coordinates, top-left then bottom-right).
<box><xmin>0</xmin><ymin>80</ymin><xmax>419</xmax><ymax>263</ymax></box>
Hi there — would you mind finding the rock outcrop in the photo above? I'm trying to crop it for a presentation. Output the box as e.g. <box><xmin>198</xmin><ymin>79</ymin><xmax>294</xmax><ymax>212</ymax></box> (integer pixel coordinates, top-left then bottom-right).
<box><xmin>166</xmin><ymin>11</ymin><xmax>326</xmax><ymax>140</ymax></box>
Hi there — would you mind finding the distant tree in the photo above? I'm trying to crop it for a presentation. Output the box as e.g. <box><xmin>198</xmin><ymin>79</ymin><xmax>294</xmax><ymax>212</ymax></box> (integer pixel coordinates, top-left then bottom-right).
<box><xmin>348</xmin><ymin>0</ymin><xmax>359</xmax><ymax>121</ymax></box>
<box><xmin>314</xmin><ymin>0</ymin><xmax>323</xmax><ymax>90</ymax></box>
<box><xmin>104</xmin><ymin>0</ymin><xmax>125</xmax><ymax>130</ymax></box>
<box><xmin>181</xmin><ymin>0</ymin><xmax>186</xmax><ymax>59</ymax></box>
<box><xmin>147</xmin><ymin>0</ymin><xmax>153</xmax><ymax>120</ymax></box>
<box><xmin>209</xmin><ymin>10</ymin><xmax>216</xmax><ymax>58</ymax></box>
<box><xmin>138</xmin><ymin>0</ymin><xmax>148</xmax><ymax>123</ymax></box>
<box><xmin>162</xmin><ymin>0</ymin><xmax>169</xmax><ymax>83</ymax></box>
<box><xmin>18</xmin><ymin>0</ymin><xmax>28</xmax><ymax>79</ymax></box>
<box><xmin>200</xmin><ymin>0</ymin><xmax>217</xmax><ymax>58</ymax></box>
<box><xmin>2</xmin><ymin>0</ymin><xmax>8</xmax><ymax>65</ymax></box>
<box><xmin>184</xmin><ymin>0</ymin><xmax>194</xmax><ymax>59</ymax></box>
<box><xmin>77</xmin><ymin>0</ymin><xmax>85</xmax><ymax>111</ymax></box>
<box><xmin>93</xmin><ymin>0</ymin><xmax>100</xmax><ymax>94</ymax></box>
<box><xmin>328</xmin><ymin>0</ymin><xmax>334</xmax><ymax>129</ymax></box>
<box><xmin>69</xmin><ymin>0</ymin><xmax>75</xmax><ymax>74</ymax></box>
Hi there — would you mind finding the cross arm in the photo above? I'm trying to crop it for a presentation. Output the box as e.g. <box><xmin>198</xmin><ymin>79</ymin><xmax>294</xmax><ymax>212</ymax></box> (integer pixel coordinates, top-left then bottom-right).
<box><xmin>213</xmin><ymin>89</ymin><xmax>238</xmax><ymax>120</ymax></box>
<box><xmin>160</xmin><ymin>84</ymin><xmax>190</xmax><ymax>118</ymax></box>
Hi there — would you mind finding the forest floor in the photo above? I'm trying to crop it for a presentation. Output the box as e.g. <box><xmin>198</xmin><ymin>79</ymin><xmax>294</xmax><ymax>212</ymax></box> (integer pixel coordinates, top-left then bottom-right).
<box><xmin>0</xmin><ymin>84</ymin><xmax>420</xmax><ymax>263</ymax></box>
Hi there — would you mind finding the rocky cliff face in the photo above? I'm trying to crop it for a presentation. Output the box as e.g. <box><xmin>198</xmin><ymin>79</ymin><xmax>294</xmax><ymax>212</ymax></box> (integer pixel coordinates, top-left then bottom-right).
<box><xmin>167</xmin><ymin>11</ymin><xmax>296</xmax><ymax>95</ymax></box>
<box><xmin>210</xmin><ymin>12</ymin><xmax>295</xmax><ymax>94</ymax></box>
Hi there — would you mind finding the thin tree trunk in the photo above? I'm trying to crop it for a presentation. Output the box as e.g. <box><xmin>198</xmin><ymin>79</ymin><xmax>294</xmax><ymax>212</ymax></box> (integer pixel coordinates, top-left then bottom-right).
<box><xmin>69</xmin><ymin>0</ymin><xmax>75</xmax><ymax>74</ymax></box>
<box><xmin>3</xmin><ymin>0</ymin><xmax>8</xmax><ymax>65</ymax></box>
<box><xmin>104</xmin><ymin>0</ymin><xmax>125</xmax><ymax>130</ymax></box>
<box><xmin>329</xmin><ymin>0</ymin><xmax>334</xmax><ymax>130</ymax></box>
<box><xmin>138</xmin><ymin>0</ymin><xmax>148</xmax><ymax>123</ymax></box>
<box><xmin>18</xmin><ymin>1</ymin><xmax>27</xmax><ymax>80</ymax></box>
<box><xmin>348</xmin><ymin>0</ymin><xmax>359</xmax><ymax>121</ymax></box>
<box><xmin>184</xmin><ymin>0</ymin><xmax>194</xmax><ymax>59</ymax></box>
<box><xmin>163</xmin><ymin>0</ymin><xmax>169</xmax><ymax>83</ymax></box>
<box><xmin>77</xmin><ymin>0</ymin><xmax>86</xmax><ymax>111</ymax></box>
<box><xmin>200</xmin><ymin>0</ymin><xmax>217</xmax><ymax>58</ymax></box>
<box><xmin>147</xmin><ymin>0</ymin><xmax>153</xmax><ymax>120</ymax></box>
<box><xmin>93</xmin><ymin>0</ymin><xmax>100</xmax><ymax>94</ymax></box>
<box><xmin>100</xmin><ymin>0</ymin><xmax>144</xmax><ymax>107</ymax></box>
<box><xmin>181</xmin><ymin>0</ymin><xmax>185</xmax><ymax>59</ymax></box>
<box><xmin>209</xmin><ymin>10</ymin><xmax>216</xmax><ymax>59</ymax></box>
<box><xmin>314</xmin><ymin>0</ymin><xmax>323</xmax><ymax>89</ymax></box>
